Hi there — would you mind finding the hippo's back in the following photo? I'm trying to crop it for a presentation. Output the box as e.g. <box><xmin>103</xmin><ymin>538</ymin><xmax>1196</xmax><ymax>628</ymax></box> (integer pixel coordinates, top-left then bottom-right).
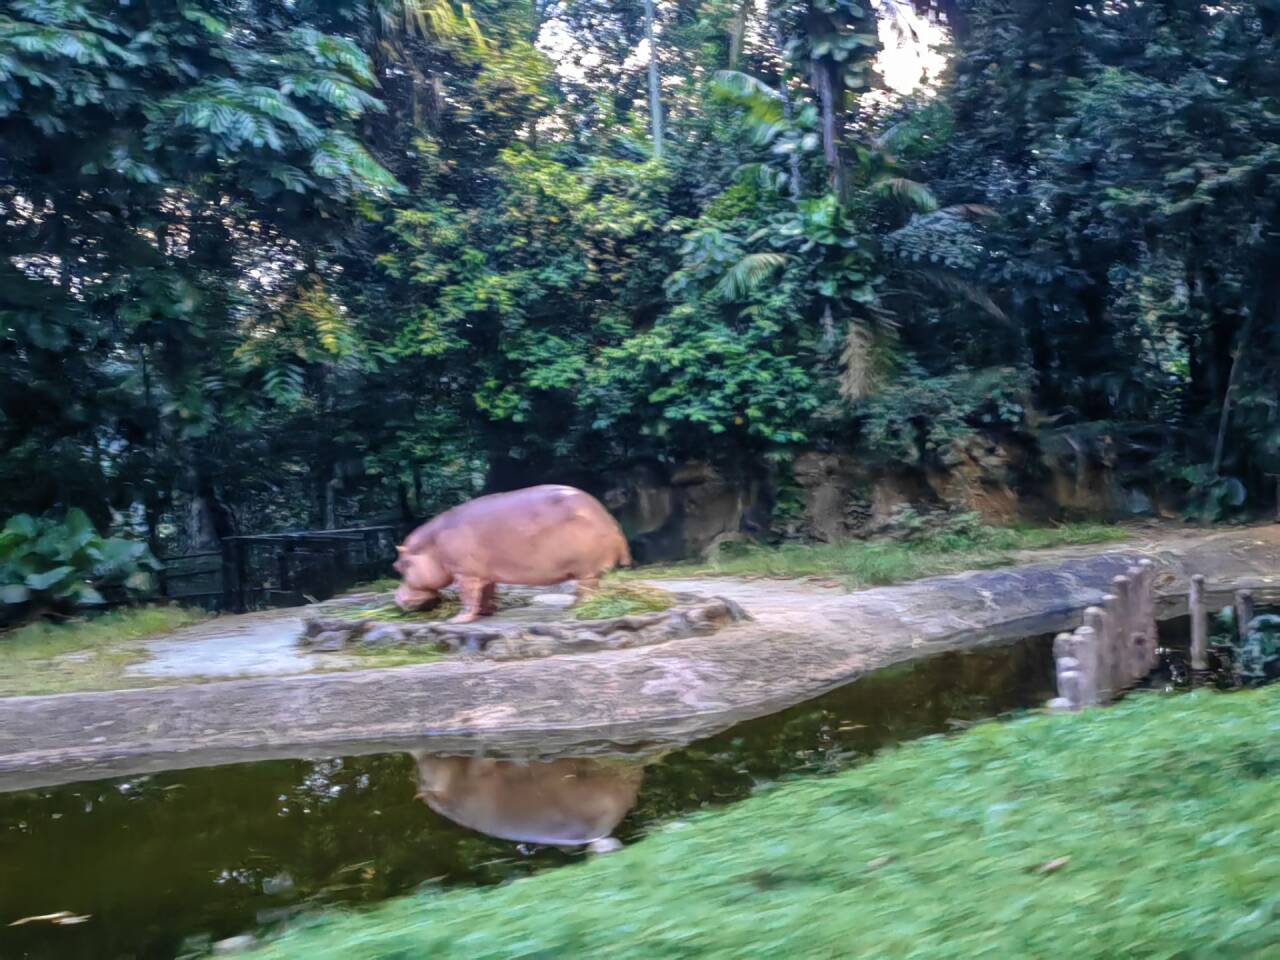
<box><xmin>435</xmin><ymin>484</ymin><xmax>604</xmax><ymax>534</ymax></box>
<box><xmin>409</xmin><ymin>484</ymin><xmax>627</xmax><ymax>584</ymax></box>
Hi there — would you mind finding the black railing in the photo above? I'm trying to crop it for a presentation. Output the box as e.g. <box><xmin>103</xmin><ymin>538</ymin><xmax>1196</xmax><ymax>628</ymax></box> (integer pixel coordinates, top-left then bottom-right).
<box><xmin>161</xmin><ymin>525</ymin><xmax>399</xmax><ymax>613</ymax></box>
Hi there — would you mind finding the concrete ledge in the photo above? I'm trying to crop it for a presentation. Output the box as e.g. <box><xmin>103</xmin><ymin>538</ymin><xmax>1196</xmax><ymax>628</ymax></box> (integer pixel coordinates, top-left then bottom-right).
<box><xmin>0</xmin><ymin>526</ymin><xmax>1277</xmax><ymax>791</ymax></box>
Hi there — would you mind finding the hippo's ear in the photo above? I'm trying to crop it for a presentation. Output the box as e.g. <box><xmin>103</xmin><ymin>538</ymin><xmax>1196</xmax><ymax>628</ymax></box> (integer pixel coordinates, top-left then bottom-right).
<box><xmin>397</xmin><ymin>545</ymin><xmax>407</xmax><ymax>554</ymax></box>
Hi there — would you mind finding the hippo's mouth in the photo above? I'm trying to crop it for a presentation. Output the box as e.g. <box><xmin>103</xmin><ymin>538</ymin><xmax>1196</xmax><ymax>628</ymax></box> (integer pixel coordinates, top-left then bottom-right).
<box><xmin>393</xmin><ymin>587</ymin><xmax>442</xmax><ymax>612</ymax></box>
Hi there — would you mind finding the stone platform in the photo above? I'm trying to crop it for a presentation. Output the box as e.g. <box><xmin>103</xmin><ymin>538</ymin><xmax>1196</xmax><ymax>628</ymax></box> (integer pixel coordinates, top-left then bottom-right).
<box><xmin>298</xmin><ymin>589</ymin><xmax>750</xmax><ymax>661</ymax></box>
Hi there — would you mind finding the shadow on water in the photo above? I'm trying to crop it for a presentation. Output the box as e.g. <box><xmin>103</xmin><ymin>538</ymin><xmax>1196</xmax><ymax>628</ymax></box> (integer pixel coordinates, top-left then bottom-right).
<box><xmin>0</xmin><ymin>629</ymin><xmax>1064</xmax><ymax>959</ymax></box>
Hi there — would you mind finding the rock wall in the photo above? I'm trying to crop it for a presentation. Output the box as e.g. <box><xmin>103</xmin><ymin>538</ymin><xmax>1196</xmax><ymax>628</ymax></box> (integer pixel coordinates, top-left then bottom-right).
<box><xmin>593</xmin><ymin>461</ymin><xmax>771</xmax><ymax>563</ymax></box>
<box><xmin>582</xmin><ymin>433</ymin><xmax>1175</xmax><ymax>560</ymax></box>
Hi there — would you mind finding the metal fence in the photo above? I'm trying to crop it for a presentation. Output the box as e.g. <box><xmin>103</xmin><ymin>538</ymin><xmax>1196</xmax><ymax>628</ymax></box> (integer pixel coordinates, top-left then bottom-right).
<box><xmin>160</xmin><ymin>525</ymin><xmax>400</xmax><ymax>613</ymax></box>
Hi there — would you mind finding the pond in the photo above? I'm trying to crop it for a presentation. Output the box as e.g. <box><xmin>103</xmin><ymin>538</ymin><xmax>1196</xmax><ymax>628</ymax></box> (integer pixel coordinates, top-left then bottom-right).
<box><xmin>0</xmin><ymin>616</ymin><xmax>1211</xmax><ymax>960</ymax></box>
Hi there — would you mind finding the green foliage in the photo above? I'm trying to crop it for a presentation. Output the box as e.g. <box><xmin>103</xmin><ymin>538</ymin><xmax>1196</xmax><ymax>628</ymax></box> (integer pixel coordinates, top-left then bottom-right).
<box><xmin>6</xmin><ymin>0</ymin><xmax>1280</xmax><ymax>557</ymax></box>
<box><xmin>1180</xmin><ymin>467</ymin><xmax>1249</xmax><ymax>523</ymax></box>
<box><xmin>856</xmin><ymin>366</ymin><xmax>1031</xmax><ymax>465</ymax></box>
<box><xmin>249</xmin><ymin>684</ymin><xmax>1280</xmax><ymax>960</ymax></box>
<box><xmin>0</xmin><ymin>509</ymin><xmax>161</xmax><ymax>612</ymax></box>
<box><xmin>1236</xmin><ymin>615</ymin><xmax>1280</xmax><ymax>685</ymax></box>
<box><xmin>1212</xmin><ymin>608</ymin><xmax>1280</xmax><ymax>686</ymax></box>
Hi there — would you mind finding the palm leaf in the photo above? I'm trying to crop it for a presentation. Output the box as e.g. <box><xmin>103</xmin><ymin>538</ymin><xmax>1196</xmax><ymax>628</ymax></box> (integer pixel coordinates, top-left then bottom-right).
<box><xmin>871</xmin><ymin>176</ymin><xmax>939</xmax><ymax>213</ymax></box>
<box><xmin>939</xmin><ymin>203</ymin><xmax>999</xmax><ymax>220</ymax></box>
<box><xmin>712</xmin><ymin>252</ymin><xmax>789</xmax><ymax>301</ymax></box>
<box><xmin>711</xmin><ymin>69</ymin><xmax>785</xmax><ymax>125</ymax></box>
<box><xmin>838</xmin><ymin>320</ymin><xmax>901</xmax><ymax>402</ymax></box>
<box><xmin>911</xmin><ymin>267</ymin><xmax>1010</xmax><ymax>325</ymax></box>
<box><xmin>839</xmin><ymin>320</ymin><xmax>874</xmax><ymax>401</ymax></box>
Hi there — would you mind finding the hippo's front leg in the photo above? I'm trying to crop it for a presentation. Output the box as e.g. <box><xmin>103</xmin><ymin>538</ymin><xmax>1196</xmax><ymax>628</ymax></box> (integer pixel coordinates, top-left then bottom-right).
<box><xmin>573</xmin><ymin>575</ymin><xmax>601</xmax><ymax>606</ymax></box>
<box><xmin>452</xmin><ymin>578</ymin><xmax>494</xmax><ymax>623</ymax></box>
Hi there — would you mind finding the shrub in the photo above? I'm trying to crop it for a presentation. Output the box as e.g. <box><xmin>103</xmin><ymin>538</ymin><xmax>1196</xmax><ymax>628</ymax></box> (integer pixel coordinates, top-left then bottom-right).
<box><xmin>0</xmin><ymin>509</ymin><xmax>162</xmax><ymax>615</ymax></box>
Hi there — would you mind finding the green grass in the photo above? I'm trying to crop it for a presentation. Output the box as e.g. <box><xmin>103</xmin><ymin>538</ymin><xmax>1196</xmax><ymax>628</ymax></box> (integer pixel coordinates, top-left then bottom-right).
<box><xmin>626</xmin><ymin>522</ymin><xmax>1130</xmax><ymax>588</ymax></box>
<box><xmin>345</xmin><ymin>645</ymin><xmax>448</xmax><ymax>668</ymax></box>
<box><xmin>572</xmin><ymin>582</ymin><xmax>675</xmax><ymax>621</ymax></box>
<box><xmin>251</xmin><ymin>685</ymin><xmax>1280</xmax><ymax>960</ymax></box>
<box><xmin>0</xmin><ymin>605</ymin><xmax>209</xmax><ymax>697</ymax></box>
<box><xmin>331</xmin><ymin>597</ymin><xmax>463</xmax><ymax>623</ymax></box>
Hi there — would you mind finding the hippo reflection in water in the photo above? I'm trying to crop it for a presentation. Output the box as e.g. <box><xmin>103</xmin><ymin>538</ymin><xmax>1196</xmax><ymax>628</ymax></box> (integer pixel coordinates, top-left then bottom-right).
<box><xmin>411</xmin><ymin>753</ymin><xmax>644</xmax><ymax>849</ymax></box>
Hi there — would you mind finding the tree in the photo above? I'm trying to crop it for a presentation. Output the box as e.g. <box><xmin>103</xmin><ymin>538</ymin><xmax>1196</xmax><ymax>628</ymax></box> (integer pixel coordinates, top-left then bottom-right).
<box><xmin>643</xmin><ymin>0</ymin><xmax>665</xmax><ymax>157</ymax></box>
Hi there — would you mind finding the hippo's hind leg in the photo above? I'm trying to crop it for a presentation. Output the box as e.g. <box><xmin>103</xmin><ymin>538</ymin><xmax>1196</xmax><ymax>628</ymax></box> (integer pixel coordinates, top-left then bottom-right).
<box><xmin>478</xmin><ymin>582</ymin><xmax>498</xmax><ymax>616</ymax></box>
<box><xmin>452</xmin><ymin>578</ymin><xmax>494</xmax><ymax>623</ymax></box>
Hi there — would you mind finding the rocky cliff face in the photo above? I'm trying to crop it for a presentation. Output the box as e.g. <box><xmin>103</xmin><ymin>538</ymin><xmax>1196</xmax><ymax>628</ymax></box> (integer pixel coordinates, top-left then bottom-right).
<box><xmin>574</xmin><ymin>430</ymin><xmax>1175</xmax><ymax>561</ymax></box>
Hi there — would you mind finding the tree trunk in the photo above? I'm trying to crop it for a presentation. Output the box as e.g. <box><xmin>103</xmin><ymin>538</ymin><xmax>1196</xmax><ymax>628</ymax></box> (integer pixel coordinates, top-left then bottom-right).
<box><xmin>1211</xmin><ymin>311</ymin><xmax>1255</xmax><ymax>476</ymax></box>
<box><xmin>728</xmin><ymin>0</ymin><xmax>751</xmax><ymax>68</ymax></box>
<box><xmin>773</xmin><ymin>23</ymin><xmax>802</xmax><ymax>200</ymax></box>
<box><xmin>185</xmin><ymin>466</ymin><xmax>234</xmax><ymax>551</ymax></box>
<box><xmin>412</xmin><ymin>463</ymin><xmax>425</xmax><ymax>515</ymax></box>
<box><xmin>812</xmin><ymin>62</ymin><xmax>844</xmax><ymax>196</ymax></box>
<box><xmin>643</xmin><ymin>0</ymin><xmax>664</xmax><ymax>158</ymax></box>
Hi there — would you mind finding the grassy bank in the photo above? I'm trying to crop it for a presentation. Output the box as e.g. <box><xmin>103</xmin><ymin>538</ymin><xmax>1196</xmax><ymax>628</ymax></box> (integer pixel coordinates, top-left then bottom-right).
<box><xmin>252</xmin><ymin>685</ymin><xmax>1280</xmax><ymax>959</ymax></box>
<box><xmin>628</xmin><ymin>522</ymin><xmax>1130</xmax><ymax>587</ymax></box>
<box><xmin>0</xmin><ymin>605</ymin><xmax>208</xmax><ymax>697</ymax></box>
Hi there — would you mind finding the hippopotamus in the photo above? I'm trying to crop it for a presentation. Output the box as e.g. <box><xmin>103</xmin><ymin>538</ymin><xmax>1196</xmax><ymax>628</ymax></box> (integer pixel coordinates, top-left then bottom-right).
<box><xmin>411</xmin><ymin>753</ymin><xmax>643</xmax><ymax>848</ymax></box>
<box><xmin>393</xmin><ymin>484</ymin><xmax>632</xmax><ymax>622</ymax></box>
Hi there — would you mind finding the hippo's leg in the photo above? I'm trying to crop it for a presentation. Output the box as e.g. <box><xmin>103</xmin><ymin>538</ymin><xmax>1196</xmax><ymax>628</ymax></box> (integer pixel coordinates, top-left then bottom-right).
<box><xmin>451</xmin><ymin>578</ymin><xmax>492</xmax><ymax>623</ymax></box>
<box><xmin>573</xmin><ymin>575</ymin><xmax>601</xmax><ymax>606</ymax></box>
<box><xmin>479</xmin><ymin>582</ymin><xmax>498</xmax><ymax>616</ymax></box>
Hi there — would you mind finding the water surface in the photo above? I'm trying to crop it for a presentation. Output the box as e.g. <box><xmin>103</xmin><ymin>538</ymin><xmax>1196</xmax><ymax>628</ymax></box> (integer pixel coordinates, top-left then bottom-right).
<box><xmin>1</xmin><ymin>631</ymin><xmax>1060</xmax><ymax>959</ymax></box>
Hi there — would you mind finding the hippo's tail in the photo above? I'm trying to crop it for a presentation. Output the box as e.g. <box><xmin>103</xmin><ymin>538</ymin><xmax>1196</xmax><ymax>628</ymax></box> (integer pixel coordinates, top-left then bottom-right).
<box><xmin>615</xmin><ymin>533</ymin><xmax>634</xmax><ymax>568</ymax></box>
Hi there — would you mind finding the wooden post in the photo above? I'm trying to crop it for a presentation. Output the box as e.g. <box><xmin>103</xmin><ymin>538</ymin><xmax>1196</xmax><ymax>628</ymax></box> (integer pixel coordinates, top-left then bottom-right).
<box><xmin>1234</xmin><ymin>589</ymin><xmax>1256</xmax><ymax>642</ymax></box>
<box><xmin>1131</xmin><ymin>631</ymin><xmax>1150</xmax><ymax>680</ymax></box>
<box><xmin>1082</xmin><ymin>606</ymin><xmax>1112</xmax><ymax>701</ymax></box>
<box><xmin>1136</xmin><ymin>560</ymin><xmax>1158</xmax><ymax>671</ymax></box>
<box><xmin>1189</xmin><ymin>574</ymin><xmax>1208</xmax><ymax>671</ymax></box>
<box><xmin>277</xmin><ymin>547</ymin><xmax>291</xmax><ymax>594</ymax></box>
<box><xmin>1102</xmin><ymin>593</ymin><xmax>1122</xmax><ymax>693</ymax></box>
<box><xmin>1127</xmin><ymin>565</ymin><xmax>1146</xmax><ymax>673</ymax></box>
<box><xmin>1073</xmin><ymin>625</ymin><xmax>1100</xmax><ymax>706</ymax></box>
<box><xmin>1123</xmin><ymin>567</ymin><xmax>1154</xmax><ymax>678</ymax></box>
<box><xmin>1112</xmin><ymin>575</ymin><xmax>1135</xmax><ymax>685</ymax></box>
<box><xmin>221</xmin><ymin>539</ymin><xmax>237</xmax><ymax>613</ymax></box>
<box><xmin>1052</xmin><ymin>632</ymin><xmax>1082</xmax><ymax>711</ymax></box>
<box><xmin>236</xmin><ymin>540</ymin><xmax>249</xmax><ymax>613</ymax></box>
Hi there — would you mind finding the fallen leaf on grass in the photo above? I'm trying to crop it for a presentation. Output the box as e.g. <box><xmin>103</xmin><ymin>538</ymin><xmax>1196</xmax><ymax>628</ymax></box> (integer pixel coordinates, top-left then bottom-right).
<box><xmin>1031</xmin><ymin>856</ymin><xmax>1071</xmax><ymax>875</ymax></box>
<box><xmin>10</xmin><ymin>911</ymin><xmax>92</xmax><ymax>926</ymax></box>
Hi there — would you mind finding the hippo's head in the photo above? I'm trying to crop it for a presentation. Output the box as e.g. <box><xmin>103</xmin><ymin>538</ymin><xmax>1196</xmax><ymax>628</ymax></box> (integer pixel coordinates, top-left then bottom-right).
<box><xmin>393</xmin><ymin>546</ymin><xmax>450</xmax><ymax>611</ymax></box>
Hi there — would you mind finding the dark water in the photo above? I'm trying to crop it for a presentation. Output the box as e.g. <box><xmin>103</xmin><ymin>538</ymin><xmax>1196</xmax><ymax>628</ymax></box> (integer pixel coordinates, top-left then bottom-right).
<box><xmin>0</xmin><ymin>631</ymin><xmax>1065</xmax><ymax>959</ymax></box>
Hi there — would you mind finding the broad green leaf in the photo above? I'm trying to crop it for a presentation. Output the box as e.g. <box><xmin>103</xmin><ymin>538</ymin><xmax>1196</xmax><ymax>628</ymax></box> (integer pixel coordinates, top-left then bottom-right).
<box><xmin>0</xmin><ymin>584</ymin><xmax>31</xmax><ymax>605</ymax></box>
<box><xmin>25</xmin><ymin>565</ymin><xmax>76</xmax><ymax>591</ymax></box>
